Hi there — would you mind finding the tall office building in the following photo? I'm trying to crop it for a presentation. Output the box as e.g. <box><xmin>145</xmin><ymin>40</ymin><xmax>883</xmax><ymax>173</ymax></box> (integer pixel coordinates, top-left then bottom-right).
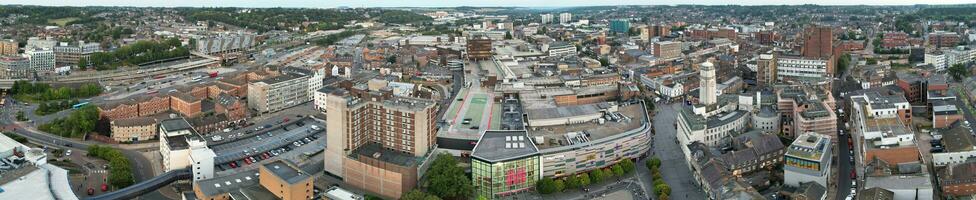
<box><xmin>610</xmin><ymin>19</ymin><xmax>630</xmax><ymax>34</ymax></box>
<box><xmin>323</xmin><ymin>87</ymin><xmax>438</xmax><ymax>199</ymax></box>
<box><xmin>540</xmin><ymin>14</ymin><xmax>553</xmax><ymax>24</ymax></box>
<box><xmin>466</xmin><ymin>33</ymin><xmax>493</xmax><ymax>60</ymax></box>
<box><xmin>0</xmin><ymin>39</ymin><xmax>17</xmax><ymax>55</ymax></box>
<box><xmin>559</xmin><ymin>13</ymin><xmax>572</xmax><ymax>24</ymax></box>
<box><xmin>699</xmin><ymin>61</ymin><xmax>717</xmax><ymax>105</ymax></box>
<box><xmin>801</xmin><ymin>25</ymin><xmax>833</xmax><ymax>58</ymax></box>
<box><xmin>53</xmin><ymin>41</ymin><xmax>101</xmax><ymax>67</ymax></box>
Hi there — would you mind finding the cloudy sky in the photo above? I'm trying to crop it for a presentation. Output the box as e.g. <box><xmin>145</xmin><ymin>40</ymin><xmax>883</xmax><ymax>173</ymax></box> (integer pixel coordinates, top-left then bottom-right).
<box><xmin>2</xmin><ymin>0</ymin><xmax>973</xmax><ymax>8</ymax></box>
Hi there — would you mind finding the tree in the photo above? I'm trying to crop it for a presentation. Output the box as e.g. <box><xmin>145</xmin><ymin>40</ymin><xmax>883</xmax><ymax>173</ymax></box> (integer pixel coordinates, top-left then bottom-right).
<box><xmin>387</xmin><ymin>55</ymin><xmax>398</xmax><ymax>64</ymax></box>
<box><xmin>590</xmin><ymin>169</ymin><xmax>605</xmax><ymax>184</ymax></box>
<box><xmin>659</xmin><ymin>193</ymin><xmax>670</xmax><ymax>200</ymax></box>
<box><xmin>611</xmin><ymin>164</ymin><xmax>625</xmax><ymax>177</ymax></box>
<box><xmin>564</xmin><ymin>175</ymin><xmax>580</xmax><ymax>189</ymax></box>
<box><xmin>424</xmin><ymin>154</ymin><xmax>473</xmax><ymax>200</ymax></box>
<box><xmin>654</xmin><ymin>184</ymin><xmax>671</xmax><ymax>196</ymax></box>
<box><xmin>536</xmin><ymin>177</ymin><xmax>558</xmax><ymax>194</ymax></box>
<box><xmin>553</xmin><ymin>179</ymin><xmax>565</xmax><ymax>192</ymax></box>
<box><xmin>646</xmin><ymin>157</ymin><xmax>662</xmax><ymax>169</ymax></box>
<box><xmin>504</xmin><ymin>31</ymin><xmax>513</xmax><ymax>40</ymax></box>
<box><xmin>837</xmin><ymin>53</ymin><xmax>851</xmax><ymax>76</ymax></box>
<box><xmin>619</xmin><ymin>159</ymin><xmax>636</xmax><ymax>174</ymax></box>
<box><xmin>599</xmin><ymin>57</ymin><xmax>610</xmax><ymax>66</ymax></box>
<box><xmin>401</xmin><ymin>189</ymin><xmax>441</xmax><ymax>200</ymax></box>
<box><xmin>949</xmin><ymin>63</ymin><xmax>970</xmax><ymax>82</ymax></box>
<box><xmin>602</xmin><ymin>168</ymin><xmax>614</xmax><ymax>179</ymax></box>
<box><xmin>578</xmin><ymin>173</ymin><xmax>591</xmax><ymax>187</ymax></box>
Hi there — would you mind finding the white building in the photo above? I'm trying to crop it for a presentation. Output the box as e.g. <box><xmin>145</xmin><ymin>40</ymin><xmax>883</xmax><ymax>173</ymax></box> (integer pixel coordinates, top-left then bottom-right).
<box><xmin>314</xmin><ymin>87</ymin><xmax>331</xmax><ymax>112</ymax></box>
<box><xmin>925</xmin><ymin>52</ymin><xmax>948</xmax><ymax>71</ymax></box>
<box><xmin>189</xmin><ymin>147</ymin><xmax>216</xmax><ymax>181</ymax></box>
<box><xmin>194</xmin><ymin>32</ymin><xmax>257</xmax><ymax>55</ymax></box>
<box><xmin>159</xmin><ymin>118</ymin><xmax>209</xmax><ymax>172</ymax></box>
<box><xmin>540</xmin><ymin>14</ymin><xmax>554</xmax><ymax>24</ymax></box>
<box><xmin>784</xmin><ymin>132</ymin><xmax>832</xmax><ymax>188</ymax></box>
<box><xmin>775</xmin><ymin>55</ymin><xmax>830</xmax><ymax>85</ymax></box>
<box><xmin>547</xmin><ymin>42</ymin><xmax>577</xmax><ymax>57</ymax></box>
<box><xmin>699</xmin><ymin>61</ymin><xmax>717</xmax><ymax>105</ymax></box>
<box><xmin>559</xmin><ymin>13</ymin><xmax>572</xmax><ymax>24</ymax></box>
<box><xmin>26</xmin><ymin>48</ymin><xmax>56</xmax><ymax>73</ymax></box>
<box><xmin>931</xmin><ymin>124</ymin><xmax>976</xmax><ymax>167</ymax></box>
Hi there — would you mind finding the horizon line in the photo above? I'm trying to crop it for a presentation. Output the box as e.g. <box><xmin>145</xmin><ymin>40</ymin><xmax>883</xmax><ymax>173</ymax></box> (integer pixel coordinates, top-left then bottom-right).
<box><xmin>1</xmin><ymin>3</ymin><xmax>974</xmax><ymax>9</ymax></box>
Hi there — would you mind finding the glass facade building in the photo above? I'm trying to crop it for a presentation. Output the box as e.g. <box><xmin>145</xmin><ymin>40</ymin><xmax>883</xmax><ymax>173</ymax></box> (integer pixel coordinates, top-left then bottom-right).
<box><xmin>472</xmin><ymin>155</ymin><xmax>540</xmax><ymax>198</ymax></box>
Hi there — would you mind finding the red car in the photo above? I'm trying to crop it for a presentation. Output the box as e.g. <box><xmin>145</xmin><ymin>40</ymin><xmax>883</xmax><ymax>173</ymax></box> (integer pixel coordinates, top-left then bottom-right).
<box><xmin>244</xmin><ymin>158</ymin><xmax>252</xmax><ymax>165</ymax></box>
<box><xmin>101</xmin><ymin>184</ymin><xmax>108</xmax><ymax>191</ymax></box>
<box><xmin>264</xmin><ymin>152</ymin><xmax>272</xmax><ymax>158</ymax></box>
<box><xmin>283</xmin><ymin>118</ymin><xmax>290</xmax><ymax>123</ymax></box>
<box><xmin>229</xmin><ymin>162</ymin><xmax>238</xmax><ymax>168</ymax></box>
<box><xmin>260</xmin><ymin>154</ymin><xmax>269</xmax><ymax>159</ymax></box>
<box><xmin>851</xmin><ymin>170</ymin><xmax>857</xmax><ymax>179</ymax></box>
<box><xmin>87</xmin><ymin>188</ymin><xmax>95</xmax><ymax>195</ymax></box>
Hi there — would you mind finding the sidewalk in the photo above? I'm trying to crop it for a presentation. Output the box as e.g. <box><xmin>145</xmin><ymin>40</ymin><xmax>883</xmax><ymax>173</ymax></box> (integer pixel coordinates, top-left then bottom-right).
<box><xmin>499</xmin><ymin>174</ymin><xmax>647</xmax><ymax>200</ymax></box>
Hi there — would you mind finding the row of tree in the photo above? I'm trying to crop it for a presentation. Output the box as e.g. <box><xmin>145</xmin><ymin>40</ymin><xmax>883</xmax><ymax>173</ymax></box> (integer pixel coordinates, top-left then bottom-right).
<box><xmin>183</xmin><ymin>8</ymin><xmax>365</xmax><ymax>33</ymax></box>
<box><xmin>35</xmin><ymin>99</ymin><xmax>83</xmax><ymax>116</ymax></box>
<box><xmin>375</xmin><ymin>10</ymin><xmax>433</xmax><ymax>24</ymax></box>
<box><xmin>537</xmin><ymin>159</ymin><xmax>636</xmax><ymax>194</ymax></box>
<box><xmin>646</xmin><ymin>157</ymin><xmax>672</xmax><ymax>200</ymax></box>
<box><xmin>10</xmin><ymin>81</ymin><xmax>102</xmax><ymax>102</ymax></box>
<box><xmin>38</xmin><ymin>105</ymin><xmax>99</xmax><ymax>138</ymax></box>
<box><xmin>87</xmin><ymin>145</ymin><xmax>135</xmax><ymax>188</ymax></box>
<box><xmin>80</xmin><ymin>38</ymin><xmax>188</xmax><ymax>70</ymax></box>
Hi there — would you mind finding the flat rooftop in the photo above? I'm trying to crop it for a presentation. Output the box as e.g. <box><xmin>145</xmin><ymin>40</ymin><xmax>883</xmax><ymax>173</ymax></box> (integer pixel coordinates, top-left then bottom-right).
<box><xmin>194</xmin><ymin>169</ymin><xmax>262</xmax><ymax>197</ymax></box>
<box><xmin>786</xmin><ymin>133</ymin><xmax>830</xmax><ymax>161</ymax></box>
<box><xmin>262</xmin><ymin>160</ymin><xmax>310</xmax><ymax>185</ymax></box>
<box><xmin>528</xmin><ymin>103</ymin><xmax>647</xmax><ymax>150</ymax></box>
<box><xmin>524</xmin><ymin>103</ymin><xmax>606</xmax><ymax>122</ymax></box>
<box><xmin>349</xmin><ymin>142</ymin><xmax>421</xmax><ymax>167</ymax></box>
<box><xmin>472</xmin><ymin>130</ymin><xmax>539</xmax><ymax>163</ymax></box>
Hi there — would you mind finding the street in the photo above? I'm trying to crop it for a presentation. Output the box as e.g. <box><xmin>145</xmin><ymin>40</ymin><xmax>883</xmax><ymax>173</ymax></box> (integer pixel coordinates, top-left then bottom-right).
<box><xmin>647</xmin><ymin>102</ymin><xmax>706</xmax><ymax>199</ymax></box>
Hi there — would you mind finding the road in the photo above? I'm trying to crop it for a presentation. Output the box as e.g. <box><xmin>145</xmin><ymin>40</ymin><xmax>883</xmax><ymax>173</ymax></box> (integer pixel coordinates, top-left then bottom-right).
<box><xmin>0</xmin><ymin>97</ymin><xmax>158</xmax><ymax>195</ymax></box>
<box><xmin>648</xmin><ymin>102</ymin><xmax>706</xmax><ymax>199</ymax></box>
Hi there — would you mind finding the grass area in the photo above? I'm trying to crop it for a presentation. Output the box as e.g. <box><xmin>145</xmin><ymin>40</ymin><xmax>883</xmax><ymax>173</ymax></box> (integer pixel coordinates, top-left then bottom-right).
<box><xmin>444</xmin><ymin>87</ymin><xmax>468</xmax><ymax>121</ymax></box>
<box><xmin>462</xmin><ymin>94</ymin><xmax>488</xmax><ymax>128</ymax></box>
<box><xmin>47</xmin><ymin>17</ymin><xmax>79</xmax><ymax>26</ymax></box>
<box><xmin>490</xmin><ymin>105</ymin><xmax>503</xmax><ymax>129</ymax></box>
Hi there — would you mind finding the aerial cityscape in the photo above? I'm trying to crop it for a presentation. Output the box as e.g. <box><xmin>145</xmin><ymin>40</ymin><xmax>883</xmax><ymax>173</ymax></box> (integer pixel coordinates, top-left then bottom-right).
<box><xmin>0</xmin><ymin>2</ymin><xmax>974</xmax><ymax>200</ymax></box>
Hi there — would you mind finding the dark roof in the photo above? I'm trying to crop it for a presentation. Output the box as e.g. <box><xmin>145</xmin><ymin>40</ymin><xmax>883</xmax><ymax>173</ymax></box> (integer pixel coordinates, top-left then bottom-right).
<box><xmin>796</xmin><ymin>181</ymin><xmax>826</xmax><ymax>200</ymax></box>
<box><xmin>173</xmin><ymin>93</ymin><xmax>200</xmax><ymax>103</ymax></box>
<box><xmin>472</xmin><ymin>130</ymin><xmax>540</xmax><ymax>163</ymax></box>
<box><xmin>112</xmin><ymin>117</ymin><xmax>156</xmax><ymax>127</ymax></box>
<box><xmin>257</xmin><ymin>73</ymin><xmax>303</xmax><ymax>85</ymax></box>
<box><xmin>216</xmin><ymin>93</ymin><xmax>239</xmax><ymax>107</ymax></box>
<box><xmin>857</xmin><ymin>187</ymin><xmax>894</xmax><ymax>200</ymax></box>
<box><xmin>262</xmin><ymin>160</ymin><xmax>311</xmax><ymax>185</ymax></box>
<box><xmin>160</xmin><ymin>118</ymin><xmax>194</xmax><ymax>133</ymax></box>
<box><xmin>349</xmin><ymin>142</ymin><xmax>420</xmax><ymax>167</ymax></box>
<box><xmin>941</xmin><ymin>122</ymin><xmax>976</xmax><ymax>153</ymax></box>
<box><xmin>166</xmin><ymin>135</ymin><xmax>190</xmax><ymax>150</ymax></box>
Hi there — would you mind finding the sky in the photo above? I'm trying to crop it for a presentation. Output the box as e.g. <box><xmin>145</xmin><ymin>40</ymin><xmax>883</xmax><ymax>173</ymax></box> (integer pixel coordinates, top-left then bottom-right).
<box><xmin>2</xmin><ymin>0</ymin><xmax>974</xmax><ymax>8</ymax></box>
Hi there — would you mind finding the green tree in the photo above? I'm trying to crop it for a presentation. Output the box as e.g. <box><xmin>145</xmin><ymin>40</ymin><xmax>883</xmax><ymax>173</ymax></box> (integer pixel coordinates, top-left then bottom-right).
<box><xmin>611</xmin><ymin>164</ymin><xmax>625</xmax><ymax>177</ymax></box>
<box><xmin>654</xmin><ymin>184</ymin><xmax>671</xmax><ymax>196</ymax></box>
<box><xmin>599</xmin><ymin>57</ymin><xmax>610</xmax><ymax>66</ymax></box>
<box><xmin>949</xmin><ymin>63</ymin><xmax>971</xmax><ymax>82</ymax></box>
<box><xmin>536</xmin><ymin>177</ymin><xmax>557</xmax><ymax>194</ymax></box>
<box><xmin>424</xmin><ymin>154</ymin><xmax>473</xmax><ymax>200</ymax></box>
<box><xmin>15</xmin><ymin>111</ymin><xmax>27</xmax><ymax>121</ymax></box>
<box><xmin>504</xmin><ymin>31</ymin><xmax>513</xmax><ymax>40</ymax></box>
<box><xmin>619</xmin><ymin>159</ymin><xmax>636</xmax><ymax>173</ymax></box>
<box><xmin>646</xmin><ymin>157</ymin><xmax>662</xmax><ymax>169</ymax></box>
<box><xmin>602</xmin><ymin>168</ymin><xmax>614</xmax><ymax>179</ymax></box>
<box><xmin>837</xmin><ymin>53</ymin><xmax>851</xmax><ymax>76</ymax></box>
<box><xmin>659</xmin><ymin>193</ymin><xmax>669</xmax><ymax>200</ymax></box>
<box><xmin>553</xmin><ymin>179</ymin><xmax>565</xmax><ymax>192</ymax></box>
<box><xmin>564</xmin><ymin>175</ymin><xmax>580</xmax><ymax>189</ymax></box>
<box><xmin>400</xmin><ymin>189</ymin><xmax>441</xmax><ymax>200</ymax></box>
<box><xmin>589</xmin><ymin>169</ymin><xmax>605</xmax><ymax>183</ymax></box>
<box><xmin>578</xmin><ymin>173</ymin><xmax>591</xmax><ymax>187</ymax></box>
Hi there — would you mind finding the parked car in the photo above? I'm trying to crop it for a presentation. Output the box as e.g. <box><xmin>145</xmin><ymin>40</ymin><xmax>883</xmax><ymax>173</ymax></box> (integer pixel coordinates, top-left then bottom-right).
<box><xmin>101</xmin><ymin>184</ymin><xmax>108</xmax><ymax>191</ymax></box>
<box><xmin>87</xmin><ymin>188</ymin><xmax>95</xmax><ymax>195</ymax></box>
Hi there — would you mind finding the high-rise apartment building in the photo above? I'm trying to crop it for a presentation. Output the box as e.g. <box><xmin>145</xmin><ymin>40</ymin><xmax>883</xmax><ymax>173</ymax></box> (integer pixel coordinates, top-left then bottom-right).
<box><xmin>323</xmin><ymin>87</ymin><xmax>438</xmax><ymax>199</ymax></box>
<box><xmin>247</xmin><ymin>73</ymin><xmax>309</xmax><ymax>113</ymax></box>
<box><xmin>540</xmin><ymin>14</ymin><xmax>553</xmax><ymax>24</ymax></box>
<box><xmin>610</xmin><ymin>19</ymin><xmax>630</xmax><ymax>34</ymax></box>
<box><xmin>559</xmin><ymin>13</ymin><xmax>572</xmax><ymax>24</ymax></box>
<box><xmin>801</xmin><ymin>25</ymin><xmax>833</xmax><ymax>58</ymax></box>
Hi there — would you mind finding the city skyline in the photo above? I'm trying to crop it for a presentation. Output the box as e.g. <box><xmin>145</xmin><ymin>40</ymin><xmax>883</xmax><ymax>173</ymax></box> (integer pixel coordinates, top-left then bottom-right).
<box><xmin>2</xmin><ymin>0</ymin><xmax>974</xmax><ymax>8</ymax></box>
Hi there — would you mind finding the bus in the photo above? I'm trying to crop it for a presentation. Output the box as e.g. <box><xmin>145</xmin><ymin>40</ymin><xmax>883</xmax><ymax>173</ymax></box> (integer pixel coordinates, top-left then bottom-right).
<box><xmin>72</xmin><ymin>102</ymin><xmax>90</xmax><ymax>109</ymax></box>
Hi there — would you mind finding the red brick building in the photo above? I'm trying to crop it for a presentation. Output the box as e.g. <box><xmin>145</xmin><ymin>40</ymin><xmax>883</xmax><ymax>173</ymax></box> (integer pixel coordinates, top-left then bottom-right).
<box><xmin>801</xmin><ymin>25</ymin><xmax>833</xmax><ymax>58</ymax></box>
<box><xmin>215</xmin><ymin>93</ymin><xmax>247</xmax><ymax>122</ymax></box>
<box><xmin>170</xmin><ymin>94</ymin><xmax>202</xmax><ymax>118</ymax></box>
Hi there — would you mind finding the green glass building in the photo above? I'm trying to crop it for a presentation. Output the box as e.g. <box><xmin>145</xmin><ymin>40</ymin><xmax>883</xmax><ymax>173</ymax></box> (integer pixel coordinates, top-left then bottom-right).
<box><xmin>471</xmin><ymin>130</ymin><xmax>541</xmax><ymax>199</ymax></box>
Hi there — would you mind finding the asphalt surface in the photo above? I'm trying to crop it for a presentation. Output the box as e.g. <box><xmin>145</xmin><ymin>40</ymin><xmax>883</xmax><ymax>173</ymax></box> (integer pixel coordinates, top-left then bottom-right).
<box><xmin>833</xmin><ymin>50</ymin><xmax>860</xmax><ymax>200</ymax></box>
<box><xmin>649</xmin><ymin>102</ymin><xmax>706</xmax><ymax>199</ymax></box>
